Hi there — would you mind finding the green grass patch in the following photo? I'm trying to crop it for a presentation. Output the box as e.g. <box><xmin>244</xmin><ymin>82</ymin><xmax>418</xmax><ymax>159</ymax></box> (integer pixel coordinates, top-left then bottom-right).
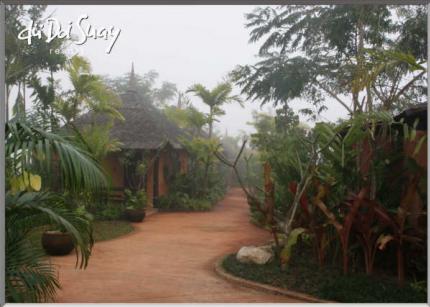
<box><xmin>222</xmin><ymin>248</ymin><xmax>426</xmax><ymax>303</ymax></box>
<box><xmin>92</xmin><ymin>220</ymin><xmax>134</xmax><ymax>242</ymax></box>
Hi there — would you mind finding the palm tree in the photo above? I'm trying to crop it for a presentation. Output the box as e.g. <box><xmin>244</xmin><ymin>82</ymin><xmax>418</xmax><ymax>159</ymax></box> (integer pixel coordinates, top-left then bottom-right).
<box><xmin>56</xmin><ymin>56</ymin><xmax>123</xmax><ymax>126</ymax></box>
<box><xmin>187</xmin><ymin>82</ymin><xmax>242</xmax><ymax>138</ymax></box>
<box><xmin>187</xmin><ymin>82</ymin><xmax>242</xmax><ymax>191</ymax></box>
<box><xmin>5</xmin><ymin>118</ymin><xmax>108</xmax><ymax>302</ymax></box>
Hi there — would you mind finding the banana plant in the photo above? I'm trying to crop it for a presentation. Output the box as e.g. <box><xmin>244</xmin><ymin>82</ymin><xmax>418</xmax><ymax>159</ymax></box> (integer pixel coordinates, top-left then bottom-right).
<box><xmin>348</xmin><ymin>194</ymin><xmax>385</xmax><ymax>275</ymax></box>
<box><xmin>311</xmin><ymin>184</ymin><xmax>369</xmax><ymax>274</ymax></box>
<box><xmin>280</xmin><ymin>227</ymin><xmax>306</xmax><ymax>270</ymax></box>
<box><xmin>289</xmin><ymin>180</ymin><xmax>330</xmax><ymax>266</ymax></box>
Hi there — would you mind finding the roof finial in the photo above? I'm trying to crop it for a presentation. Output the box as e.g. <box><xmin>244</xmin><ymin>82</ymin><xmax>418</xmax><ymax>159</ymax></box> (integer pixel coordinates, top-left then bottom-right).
<box><xmin>128</xmin><ymin>61</ymin><xmax>138</xmax><ymax>90</ymax></box>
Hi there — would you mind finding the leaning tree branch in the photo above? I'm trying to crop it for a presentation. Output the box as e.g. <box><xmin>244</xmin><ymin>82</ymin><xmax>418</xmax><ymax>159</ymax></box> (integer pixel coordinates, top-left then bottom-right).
<box><xmin>214</xmin><ymin>139</ymin><xmax>267</xmax><ymax>215</ymax></box>
<box><xmin>314</xmin><ymin>79</ymin><xmax>354</xmax><ymax>115</ymax></box>
<box><xmin>390</xmin><ymin>70</ymin><xmax>426</xmax><ymax>104</ymax></box>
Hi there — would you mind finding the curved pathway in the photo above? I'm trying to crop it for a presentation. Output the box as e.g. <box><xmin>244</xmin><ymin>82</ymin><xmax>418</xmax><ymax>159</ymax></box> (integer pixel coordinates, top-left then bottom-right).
<box><xmin>53</xmin><ymin>188</ymin><xmax>302</xmax><ymax>302</ymax></box>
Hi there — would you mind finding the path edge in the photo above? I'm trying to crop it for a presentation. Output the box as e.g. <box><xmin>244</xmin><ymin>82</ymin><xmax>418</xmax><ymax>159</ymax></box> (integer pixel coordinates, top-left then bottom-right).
<box><xmin>214</xmin><ymin>255</ymin><xmax>334</xmax><ymax>303</ymax></box>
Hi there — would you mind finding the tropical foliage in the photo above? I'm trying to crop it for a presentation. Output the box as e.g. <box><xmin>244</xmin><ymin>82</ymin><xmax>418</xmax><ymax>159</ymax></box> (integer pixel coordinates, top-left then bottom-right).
<box><xmin>5</xmin><ymin>119</ymin><xmax>107</xmax><ymax>302</ymax></box>
<box><xmin>5</xmin><ymin>5</ymin><xmax>67</xmax><ymax>121</ymax></box>
<box><xmin>3</xmin><ymin>3</ymin><xmax>428</xmax><ymax>303</ymax></box>
<box><xmin>231</xmin><ymin>5</ymin><xmax>427</xmax><ymax>117</ymax></box>
<box><xmin>220</xmin><ymin>4</ymin><xmax>428</xmax><ymax>300</ymax></box>
<box><xmin>4</xmin><ymin>6</ymin><xmax>117</xmax><ymax>302</ymax></box>
<box><xmin>156</xmin><ymin>85</ymin><xmax>240</xmax><ymax>211</ymax></box>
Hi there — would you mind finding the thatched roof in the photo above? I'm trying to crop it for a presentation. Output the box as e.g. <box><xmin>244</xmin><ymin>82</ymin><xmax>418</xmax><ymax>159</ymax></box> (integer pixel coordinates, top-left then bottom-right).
<box><xmin>394</xmin><ymin>103</ymin><xmax>427</xmax><ymax>131</ymax></box>
<box><xmin>75</xmin><ymin>76</ymin><xmax>189</xmax><ymax>150</ymax></box>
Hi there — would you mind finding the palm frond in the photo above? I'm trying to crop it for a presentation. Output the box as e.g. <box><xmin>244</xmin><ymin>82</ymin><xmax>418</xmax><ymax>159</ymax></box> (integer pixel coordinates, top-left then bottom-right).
<box><xmin>6</xmin><ymin>119</ymin><xmax>108</xmax><ymax>192</ymax></box>
<box><xmin>6</xmin><ymin>234</ymin><xmax>59</xmax><ymax>303</ymax></box>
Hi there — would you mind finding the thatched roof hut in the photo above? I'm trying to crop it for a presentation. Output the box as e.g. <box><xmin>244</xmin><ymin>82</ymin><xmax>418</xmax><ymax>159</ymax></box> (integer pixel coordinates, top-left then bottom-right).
<box><xmin>75</xmin><ymin>65</ymin><xmax>189</xmax><ymax>150</ymax></box>
<box><xmin>75</xmin><ymin>64</ymin><xmax>190</xmax><ymax>208</ymax></box>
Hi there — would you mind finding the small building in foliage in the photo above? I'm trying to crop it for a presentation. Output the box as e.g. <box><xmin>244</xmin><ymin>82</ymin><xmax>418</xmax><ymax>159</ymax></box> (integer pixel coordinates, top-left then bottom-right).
<box><xmin>75</xmin><ymin>65</ymin><xmax>190</xmax><ymax>208</ymax></box>
<box><xmin>357</xmin><ymin>103</ymin><xmax>427</xmax><ymax>175</ymax></box>
<box><xmin>354</xmin><ymin>103</ymin><xmax>427</xmax><ymax>232</ymax></box>
<box><xmin>394</xmin><ymin>103</ymin><xmax>427</xmax><ymax>169</ymax></box>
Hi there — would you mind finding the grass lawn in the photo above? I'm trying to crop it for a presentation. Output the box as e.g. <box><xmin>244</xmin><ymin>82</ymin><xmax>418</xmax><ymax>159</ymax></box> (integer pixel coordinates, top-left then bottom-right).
<box><xmin>222</xmin><ymin>245</ymin><xmax>426</xmax><ymax>303</ymax></box>
<box><xmin>92</xmin><ymin>220</ymin><xmax>134</xmax><ymax>242</ymax></box>
<box><xmin>29</xmin><ymin>220</ymin><xmax>134</xmax><ymax>250</ymax></box>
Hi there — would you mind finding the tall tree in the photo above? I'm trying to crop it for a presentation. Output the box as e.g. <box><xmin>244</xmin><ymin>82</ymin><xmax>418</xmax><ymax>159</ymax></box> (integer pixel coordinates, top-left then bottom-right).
<box><xmin>186</xmin><ymin>82</ymin><xmax>242</xmax><ymax>191</ymax></box>
<box><xmin>232</xmin><ymin>5</ymin><xmax>427</xmax><ymax>117</ymax></box>
<box><xmin>5</xmin><ymin>5</ymin><xmax>67</xmax><ymax>121</ymax></box>
<box><xmin>56</xmin><ymin>56</ymin><xmax>122</xmax><ymax>125</ymax></box>
<box><xmin>187</xmin><ymin>82</ymin><xmax>242</xmax><ymax>138</ymax></box>
<box><xmin>164</xmin><ymin>104</ymin><xmax>208</xmax><ymax>138</ymax></box>
<box><xmin>103</xmin><ymin>69</ymin><xmax>177</xmax><ymax>106</ymax></box>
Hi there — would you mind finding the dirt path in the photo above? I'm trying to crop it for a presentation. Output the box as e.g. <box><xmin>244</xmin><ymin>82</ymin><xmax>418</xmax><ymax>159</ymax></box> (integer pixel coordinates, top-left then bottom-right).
<box><xmin>53</xmin><ymin>188</ymin><xmax>302</xmax><ymax>302</ymax></box>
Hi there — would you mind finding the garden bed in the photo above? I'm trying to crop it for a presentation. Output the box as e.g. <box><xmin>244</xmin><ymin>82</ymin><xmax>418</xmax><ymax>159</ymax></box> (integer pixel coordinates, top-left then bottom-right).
<box><xmin>222</xmin><ymin>248</ymin><xmax>426</xmax><ymax>303</ymax></box>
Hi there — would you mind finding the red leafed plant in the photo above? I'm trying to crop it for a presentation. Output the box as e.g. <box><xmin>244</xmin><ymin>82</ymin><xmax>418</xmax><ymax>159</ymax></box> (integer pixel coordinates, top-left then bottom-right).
<box><xmin>289</xmin><ymin>180</ymin><xmax>329</xmax><ymax>266</ymax></box>
<box><xmin>372</xmin><ymin>174</ymin><xmax>426</xmax><ymax>285</ymax></box>
<box><xmin>312</xmin><ymin>184</ymin><xmax>369</xmax><ymax>274</ymax></box>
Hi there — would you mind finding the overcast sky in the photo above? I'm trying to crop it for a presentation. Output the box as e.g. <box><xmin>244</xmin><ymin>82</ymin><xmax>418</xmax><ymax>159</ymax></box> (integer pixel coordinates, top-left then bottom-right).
<box><xmin>46</xmin><ymin>5</ymin><xmax>349</xmax><ymax>136</ymax></box>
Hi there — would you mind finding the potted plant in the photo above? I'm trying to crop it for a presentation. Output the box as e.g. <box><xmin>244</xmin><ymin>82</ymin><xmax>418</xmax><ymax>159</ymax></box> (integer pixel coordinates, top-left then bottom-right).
<box><xmin>123</xmin><ymin>189</ymin><xmax>147</xmax><ymax>222</ymax></box>
<box><xmin>41</xmin><ymin>229</ymin><xmax>75</xmax><ymax>256</ymax></box>
<box><xmin>41</xmin><ymin>206</ymin><xmax>93</xmax><ymax>256</ymax></box>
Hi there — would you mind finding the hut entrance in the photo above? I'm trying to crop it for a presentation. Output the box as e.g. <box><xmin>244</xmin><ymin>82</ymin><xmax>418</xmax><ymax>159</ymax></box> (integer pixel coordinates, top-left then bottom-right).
<box><xmin>123</xmin><ymin>150</ymin><xmax>146</xmax><ymax>192</ymax></box>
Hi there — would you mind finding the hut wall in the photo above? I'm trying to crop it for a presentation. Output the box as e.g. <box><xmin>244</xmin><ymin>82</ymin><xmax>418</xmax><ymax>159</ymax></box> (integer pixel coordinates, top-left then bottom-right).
<box><xmin>158</xmin><ymin>152</ymin><xmax>168</xmax><ymax>197</ymax></box>
<box><xmin>358</xmin><ymin>130</ymin><xmax>427</xmax><ymax>176</ymax></box>
<box><xmin>146</xmin><ymin>158</ymin><xmax>154</xmax><ymax>208</ymax></box>
<box><xmin>102</xmin><ymin>154</ymin><xmax>124</xmax><ymax>188</ymax></box>
<box><xmin>179</xmin><ymin>150</ymin><xmax>189</xmax><ymax>174</ymax></box>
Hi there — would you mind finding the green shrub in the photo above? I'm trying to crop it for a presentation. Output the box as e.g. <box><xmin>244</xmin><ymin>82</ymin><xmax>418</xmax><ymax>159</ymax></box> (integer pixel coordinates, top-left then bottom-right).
<box><xmin>318</xmin><ymin>274</ymin><xmax>426</xmax><ymax>303</ymax></box>
<box><xmin>187</xmin><ymin>198</ymin><xmax>212</xmax><ymax>211</ymax></box>
<box><xmin>124</xmin><ymin>189</ymin><xmax>147</xmax><ymax>210</ymax></box>
<box><xmin>157</xmin><ymin>171</ymin><xmax>225</xmax><ymax>212</ymax></box>
<box><xmin>158</xmin><ymin>192</ymin><xmax>211</xmax><ymax>211</ymax></box>
<box><xmin>97</xmin><ymin>202</ymin><xmax>124</xmax><ymax>220</ymax></box>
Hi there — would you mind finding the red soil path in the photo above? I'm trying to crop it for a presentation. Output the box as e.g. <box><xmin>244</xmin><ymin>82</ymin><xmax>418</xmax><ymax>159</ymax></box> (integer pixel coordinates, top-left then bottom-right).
<box><xmin>53</xmin><ymin>188</ymin><xmax>302</xmax><ymax>302</ymax></box>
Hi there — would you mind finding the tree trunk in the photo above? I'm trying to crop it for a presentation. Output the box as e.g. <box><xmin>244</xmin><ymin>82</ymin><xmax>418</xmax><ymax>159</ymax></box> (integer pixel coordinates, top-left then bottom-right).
<box><xmin>264</xmin><ymin>162</ymin><xmax>280</xmax><ymax>250</ymax></box>
<box><xmin>208</xmin><ymin>108</ymin><xmax>213</xmax><ymax>139</ymax></box>
<box><xmin>22</xmin><ymin>77</ymin><xmax>26</xmax><ymax>115</ymax></box>
<box><xmin>16</xmin><ymin>81</ymin><xmax>21</xmax><ymax>116</ymax></box>
<box><xmin>5</xmin><ymin>84</ymin><xmax>9</xmax><ymax>121</ymax></box>
<box><xmin>366</xmin><ymin>85</ymin><xmax>373</xmax><ymax>113</ymax></box>
<box><xmin>341</xmin><ymin>238</ymin><xmax>349</xmax><ymax>274</ymax></box>
<box><xmin>203</xmin><ymin>108</ymin><xmax>214</xmax><ymax>192</ymax></box>
<box><xmin>353</xmin><ymin>13</ymin><xmax>365</xmax><ymax>115</ymax></box>
<box><xmin>50</xmin><ymin>69</ymin><xmax>56</xmax><ymax>131</ymax></box>
<box><xmin>314</xmin><ymin>229</ymin><xmax>325</xmax><ymax>266</ymax></box>
<box><xmin>364</xmin><ymin>247</ymin><xmax>373</xmax><ymax>275</ymax></box>
<box><xmin>397</xmin><ymin>245</ymin><xmax>405</xmax><ymax>286</ymax></box>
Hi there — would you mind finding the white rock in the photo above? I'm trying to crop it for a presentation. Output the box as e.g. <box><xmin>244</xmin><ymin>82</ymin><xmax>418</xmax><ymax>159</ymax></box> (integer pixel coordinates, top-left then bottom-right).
<box><xmin>236</xmin><ymin>245</ymin><xmax>273</xmax><ymax>265</ymax></box>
